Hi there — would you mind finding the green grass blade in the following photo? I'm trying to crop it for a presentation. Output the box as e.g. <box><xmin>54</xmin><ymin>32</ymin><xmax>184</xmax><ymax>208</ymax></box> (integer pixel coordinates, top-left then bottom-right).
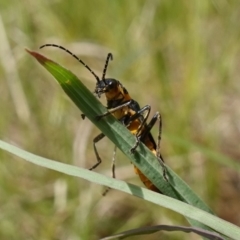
<box><xmin>25</xmin><ymin>49</ymin><xmax>179</xmax><ymax>197</ymax></box>
<box><xmin>100</xmin><ymin>225</ymin><xmax>225</xmax><ymax>240</ymax></box>
<box><xmin>0</xmin><ymin>140</ymin><xmax>240</xmax><ymax>239</ymax></box>
<box><xmin>25</xmin><ymin>49</ymin><xmax>227</xmax><ymax>233</ymax></box>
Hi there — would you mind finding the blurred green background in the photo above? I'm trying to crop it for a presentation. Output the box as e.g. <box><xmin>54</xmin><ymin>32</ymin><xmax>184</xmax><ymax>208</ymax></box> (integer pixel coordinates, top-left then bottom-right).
<box><xmin>1</xmin><ymin>0</ymin><xmax>240</xmax><ymax>239</ymax></box>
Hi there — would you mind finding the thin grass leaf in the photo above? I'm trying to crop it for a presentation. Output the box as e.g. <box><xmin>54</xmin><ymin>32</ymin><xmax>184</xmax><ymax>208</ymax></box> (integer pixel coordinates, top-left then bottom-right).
<box><xmin>0</xmin><ymin>140</ymin><xmax>239</xmax><ymax>239</ymax></box>
<box><xmin>100</xmin><ymin>225</ymin><xmax>225</xmax><ymax>240</ymax></box>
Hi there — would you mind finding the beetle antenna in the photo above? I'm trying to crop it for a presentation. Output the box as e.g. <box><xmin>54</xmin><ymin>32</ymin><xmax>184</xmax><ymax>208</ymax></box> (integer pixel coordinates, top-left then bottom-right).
<box><xmin>40</xmin><ymin>44</ymin><xmax>100</xmax><ymax>82</ymax></box>
<box><xmin>102</xmin><ymin>53</ymin><xmax>113</xmax><ymax>83</ymax></box>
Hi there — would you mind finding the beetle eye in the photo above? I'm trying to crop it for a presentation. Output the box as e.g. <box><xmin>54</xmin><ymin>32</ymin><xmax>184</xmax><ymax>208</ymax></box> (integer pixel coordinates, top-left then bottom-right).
<box><xmin>108</xmin><ymin>80</ymin><xmax>117</xmax><ymax>89</ymax></box>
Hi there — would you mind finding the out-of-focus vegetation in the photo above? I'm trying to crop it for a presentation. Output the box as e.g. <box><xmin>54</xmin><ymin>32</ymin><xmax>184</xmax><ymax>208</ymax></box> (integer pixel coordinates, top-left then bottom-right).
<box><xmin>0</xmin><ymin>1</ymin><xmax>240</xmax><ymax>239</ymax></box>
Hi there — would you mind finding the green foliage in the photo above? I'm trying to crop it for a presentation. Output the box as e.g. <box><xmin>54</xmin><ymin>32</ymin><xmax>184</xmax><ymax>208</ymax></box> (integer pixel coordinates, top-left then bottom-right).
<box><xmin>1</xmin><ymin>1</ymin><xmax>240</xmax><ymax>239</ymax></box>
